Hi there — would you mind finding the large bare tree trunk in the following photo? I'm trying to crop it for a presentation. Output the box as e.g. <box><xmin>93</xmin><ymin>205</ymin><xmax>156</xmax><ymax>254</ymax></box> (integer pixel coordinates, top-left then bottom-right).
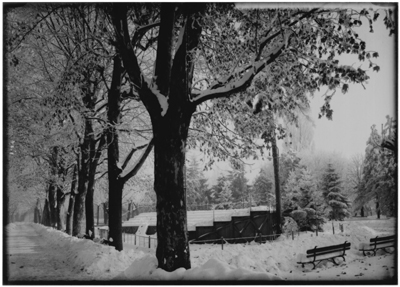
<box><xmin>107</xmin><ymin>56</ymin><xmax>124</xmax><ymax>250</ymax></box>
<box><xmin>153</xmin><ymin>107</ymin><xmax>194</xmax><ymax>271</ymax></box>
<box><xmin>111</xmin><ymin>3</ymin><xmax>202</xmax><ymax>270</ymax></box>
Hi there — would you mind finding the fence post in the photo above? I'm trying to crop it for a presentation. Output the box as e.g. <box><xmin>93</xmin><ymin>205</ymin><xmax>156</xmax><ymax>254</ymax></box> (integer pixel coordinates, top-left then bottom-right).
<box><xmin>149</xmin><ymin>236</ymin><xmax>151</xmax><ymax>248</ymax></box>
<box><xmin>316</xmin><ymin>228</ymin><xmax>318</xmax><ymax>237</ymax></box>
<box><xmin>332</xmin><ymin>222</ymin><xmax>335</xmax><ymax>234</ymax></box>
<box><xmin>221</xmin><ymin>236</ymin><xmax>224</xmax><ymax>250</ymax></box>
<box><xmin>134</xmin><ymin>234</ymin><xmax>136</xmax><ymax>246</ymax></box>
<box><xmin>259</xmin><ymin>233</ymin><xmax>262</xmax><ymax>244</ymax></box>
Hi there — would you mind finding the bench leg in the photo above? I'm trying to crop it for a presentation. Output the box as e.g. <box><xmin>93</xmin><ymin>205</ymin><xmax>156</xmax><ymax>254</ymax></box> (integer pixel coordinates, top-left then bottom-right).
<box><xmin>331</xmin><ymin>258</ymin><xmax>338</xmax><ymax>266</ymax></box>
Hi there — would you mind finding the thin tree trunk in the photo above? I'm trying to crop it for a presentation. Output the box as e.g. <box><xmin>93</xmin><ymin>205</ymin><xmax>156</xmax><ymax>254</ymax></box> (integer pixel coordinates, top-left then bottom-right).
<box><xmin>42</xmin><ymin>199</ymin><xmax>51</xmax><ymax>226</ymax></box>
<box><xmin>66</xmin><ymin>164</ymin><xmax>78</xmax><ymax>235</ymax></box>
<box><xmin>48</xmin><ymin>184</ymin><xmax>57</xmax><ymax>228</ymax></box>
<box><xmin>96</xmin><ymin>205</ymin><xmax>99</xmax><ymax>226</ymax></box>
<box><xmin>85</xmin><ymin>134</ymin><xmax>106</xmax><ymax>239</ymax></box>
<box><xmin>56</xmin><ymin>187</ymin><xmax>65</xmax><ymax>230</ymax></box>
<box><xmin>85</xmin><ymin>175</ymin><xmax>95</xmax><ymax>238</ymax></box>
<box><xmin>127</xmin><ymin>202</ymin><xmax>132</xmax><ymax>221</ymax></box>
<box><xmin>73</xmin><ymin>118</ymin><xmax>93</xmax><ymax>236</ymax></box>
<box><xmin>66</xmin><ymin>194</ymin><xmax>75</xmax><ymax>235</ymax></box>
<box><xmin>103</xmin><ymin>202</ymin><xmax>108</xmax><ymax>225</ymax></box>
<box><xmin>271</xmin><ymin>126</ymin><xmax>282</xmax><ymax>235</ymax></box>
<box><xmin>34</xmin><ymin>199</ymin><xmax>41</xmax><ymax>224</ymax></box>
<box><xmin>376</xmin><ymin>193</ymin><xmax>381</xmax><ymax>219</ymax></box>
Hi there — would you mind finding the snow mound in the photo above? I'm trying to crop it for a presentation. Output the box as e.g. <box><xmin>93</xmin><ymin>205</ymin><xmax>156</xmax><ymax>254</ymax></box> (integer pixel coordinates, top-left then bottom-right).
<box><xmin>116</xmin><ymin>256</ymin><xmax>281</xmax><ymax>281</ymax></box>
<box><xmin>5</xmin><ymin>223</ymin><xmax>19</xmax><ymax>232</ymax></box>
<box><xmin>30</xmin><ymin>223</ymin><xmax>148</xmax><ymax>280</ymax></box>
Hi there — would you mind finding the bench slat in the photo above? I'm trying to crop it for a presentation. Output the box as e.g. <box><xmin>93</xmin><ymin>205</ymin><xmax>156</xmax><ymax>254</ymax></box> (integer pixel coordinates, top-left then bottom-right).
<box><xmin>306</xmin><ymin>242</ymin><xmax>350</xmax><ymax>254</ymax></box>
<box><xmin>306</xmin><ymin>247</ymin><xmax>350</xmax><ymax>258</ymax></box>
<box><xmin>370</xmin><ymin>235</ymin><xmax>395</xmax><ymax>243</ymax></box>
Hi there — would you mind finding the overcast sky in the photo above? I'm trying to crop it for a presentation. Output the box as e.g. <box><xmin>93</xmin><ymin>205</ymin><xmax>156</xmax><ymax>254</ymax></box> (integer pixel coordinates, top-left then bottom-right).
<box><xmin>309</xmin><ymin>17</ymin><xmax>396</xmax><ymax>159</ymax></box>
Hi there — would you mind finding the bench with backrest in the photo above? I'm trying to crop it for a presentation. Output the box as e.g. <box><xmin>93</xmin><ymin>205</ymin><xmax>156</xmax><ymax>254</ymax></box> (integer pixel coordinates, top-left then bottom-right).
<box><xmin>359</xmin><ymin>235</ymin><xmax>395</xmax><ymax>256</ymax></box>
<box><xmin>297</xmin><ymin>241</ymin><xmax>351</xmax><ymax>270</ymax></box>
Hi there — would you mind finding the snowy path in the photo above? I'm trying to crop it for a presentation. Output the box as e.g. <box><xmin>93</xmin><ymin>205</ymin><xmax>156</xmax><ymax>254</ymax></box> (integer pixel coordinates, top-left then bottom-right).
<box><xmin>5</xmin><ymin>224</ymin><xmax>93</xmax><ymax>282</ymax></box>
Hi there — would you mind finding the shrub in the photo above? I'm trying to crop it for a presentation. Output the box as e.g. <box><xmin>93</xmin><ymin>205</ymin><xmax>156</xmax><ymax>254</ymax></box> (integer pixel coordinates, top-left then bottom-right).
<box><xmin>290</xmin><ymin>208</ymin><xmax>325</xmax><ymax>232</ymax></box>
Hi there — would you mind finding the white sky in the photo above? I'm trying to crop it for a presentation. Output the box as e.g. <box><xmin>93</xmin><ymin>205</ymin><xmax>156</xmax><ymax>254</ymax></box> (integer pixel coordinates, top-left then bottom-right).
<box><xmin>309</xmin><ymin>16</ymin><xmax>396</xmax><ymax>159</ymax></box>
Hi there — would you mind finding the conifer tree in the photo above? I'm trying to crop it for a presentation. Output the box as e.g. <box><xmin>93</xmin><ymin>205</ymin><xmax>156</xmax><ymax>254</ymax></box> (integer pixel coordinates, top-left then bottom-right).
<box><xmin>252</xmin><ymin>169</ymin><xmax>273</xmax><ymax>205</ymax></box>
<box><xmin>215</xmin><ymin>181</ymin><xmax>234</xmax><ymax>210</ymax></box>
<box><xmin>321</xmin><ymin>163</ymin><xmax>351</xmax><ymax>220</ymax></box>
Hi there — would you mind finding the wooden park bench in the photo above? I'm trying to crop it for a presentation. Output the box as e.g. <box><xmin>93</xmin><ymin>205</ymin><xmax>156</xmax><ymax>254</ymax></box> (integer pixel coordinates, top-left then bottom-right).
<box><xmin>297</xmin><ymin>241</ymin><xmax>351</xmax><ymax>270</ymax></box>
<box><xmin>359</xmin><ymin>235</ymin><xmax>395</xmax><ymax>256</ymax></box>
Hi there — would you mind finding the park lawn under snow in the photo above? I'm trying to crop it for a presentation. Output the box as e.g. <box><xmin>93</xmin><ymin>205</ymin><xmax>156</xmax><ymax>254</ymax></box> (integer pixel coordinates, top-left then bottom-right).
<box><xmin>5</xmin><ymin>217</ymin><xmax>396</xmax><ymax>282</ymax></box>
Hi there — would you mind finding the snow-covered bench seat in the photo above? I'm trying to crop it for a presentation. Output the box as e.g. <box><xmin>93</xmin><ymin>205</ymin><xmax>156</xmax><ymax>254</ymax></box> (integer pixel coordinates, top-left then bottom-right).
<box><xmin>359</xmin><ymin>235</ymin><xmax>395</xmax><ymax>256</ymax></box>
<box><xmin>297</xmin><ymin>241</ymin><xmax>351</xmax><ymax>270</ymax></box>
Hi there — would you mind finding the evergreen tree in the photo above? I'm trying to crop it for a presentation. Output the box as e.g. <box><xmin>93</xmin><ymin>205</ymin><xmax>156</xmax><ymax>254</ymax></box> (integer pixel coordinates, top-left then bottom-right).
<box><xmin>227</xmin><ymin>160</ymin><xmax>248</xmax><ymax>201</ymax></box>
<box><xmin>279</xmin><ymin>150</ymin><xmax>301</xmax><ymax>189</ymax></box>
<box><xmin>186</xmin><ymin>155</ymin><xmax>210</xmax><ymax>209</ymax></box>
<box><xmin>186</xmin><ymin>155</ymin><xmax>201</xmax><ymax>206</ymax></box>
<box><xmin>215</xmin><ymin>181</ymin><xmax>234</xmax><ymax>210</ymax></box>
<box><xmin>252</xmin><ymin>168</ymin><xmax>273</xmax><ymax>205</ymax></box>
<box><xmin>210</xmin><ymin>175</ymin><xmax>227</xmax><ymax>205</ymax></box>
<box><xmin>321</xmin><ymin>164</ymin><xmax>351</xmax><ymax>220</ymax></box>
<box><xmin>284</xmin><ymin>165</ymin><xmax>325</xmax><ymax>230</ymax></box>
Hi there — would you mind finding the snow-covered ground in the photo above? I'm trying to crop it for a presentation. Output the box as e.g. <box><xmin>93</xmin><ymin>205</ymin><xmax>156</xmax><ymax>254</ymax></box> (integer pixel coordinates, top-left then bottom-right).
<box><xmin>5</xmin><ymin>216</ymin><xmax>396</xmax><ymax>282</ymax></box>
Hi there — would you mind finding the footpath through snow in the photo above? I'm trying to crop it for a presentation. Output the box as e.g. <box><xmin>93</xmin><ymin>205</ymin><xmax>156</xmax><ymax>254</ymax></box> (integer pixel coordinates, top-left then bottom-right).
<box><xmin>4</xmin><ymin>217</ymin><xmax>396</xmax><ymax>283</ymax></box>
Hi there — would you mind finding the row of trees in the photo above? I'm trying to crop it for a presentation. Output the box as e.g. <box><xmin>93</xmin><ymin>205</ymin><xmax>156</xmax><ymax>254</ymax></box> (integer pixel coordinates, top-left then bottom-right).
<box><xmin>5</xmin><ymin>3</ymin><xmax>394</xmax><ymax>271</ymax></box>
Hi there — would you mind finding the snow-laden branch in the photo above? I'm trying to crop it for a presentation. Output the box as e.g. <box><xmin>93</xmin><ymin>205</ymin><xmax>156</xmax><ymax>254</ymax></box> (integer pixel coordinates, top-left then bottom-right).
<box><xmin>191</xmin><ymin>43</ymin><xmax>285</xmax><ymax>105</ymax></box>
